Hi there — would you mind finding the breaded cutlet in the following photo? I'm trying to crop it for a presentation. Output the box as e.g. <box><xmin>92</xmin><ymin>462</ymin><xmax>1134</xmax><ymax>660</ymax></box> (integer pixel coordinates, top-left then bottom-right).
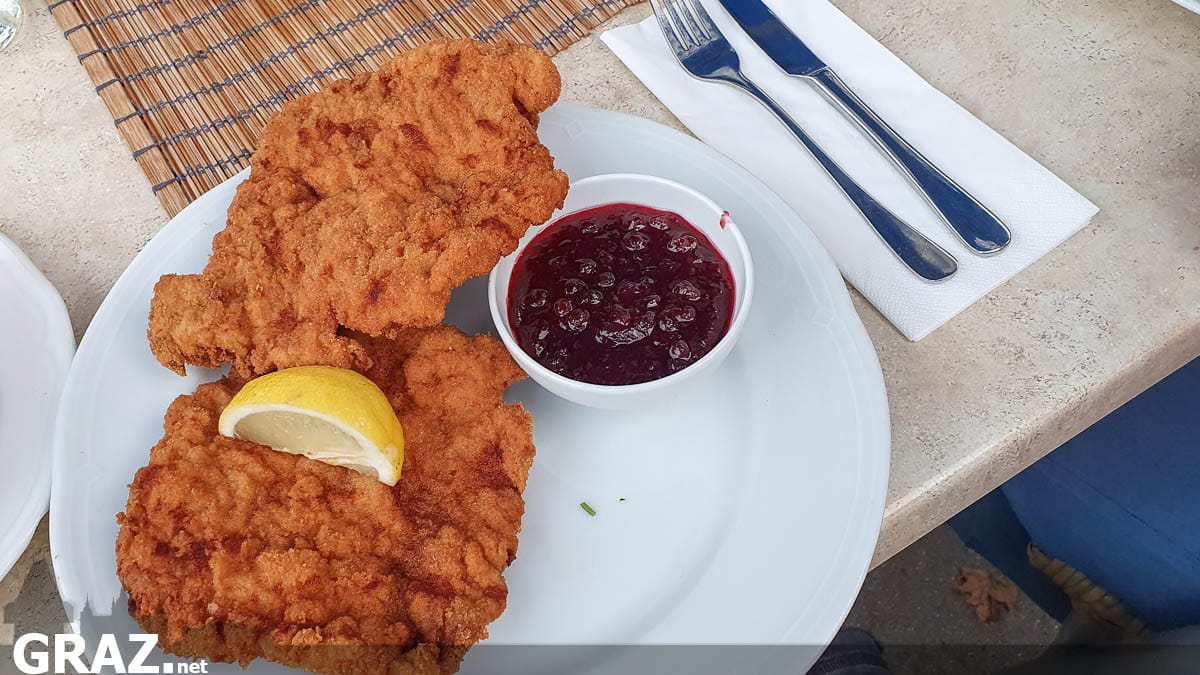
<box><xmin>149</xmin><ymin>39</ymin><xmax>569</xmax><ymax>377</ymax></box>
<box><xmin>117</xmin><ymin>328</ymin><xmax>535</xmax><ymax>675</ymax></box>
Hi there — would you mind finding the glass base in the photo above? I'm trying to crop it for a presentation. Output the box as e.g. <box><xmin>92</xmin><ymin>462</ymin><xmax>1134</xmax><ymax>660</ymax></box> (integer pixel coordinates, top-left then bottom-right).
<box><xmin>0</xmin><ymin>0</ymin><xmax>23</xmax><ymax>52</ymax></box>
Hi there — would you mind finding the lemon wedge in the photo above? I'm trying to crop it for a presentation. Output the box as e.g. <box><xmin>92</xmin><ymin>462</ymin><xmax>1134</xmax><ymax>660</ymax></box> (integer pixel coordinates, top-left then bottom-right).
<box><xmin>218</xmin><ymin>366</ymin><xmax>405</xmax><ymax>485</ymax></box>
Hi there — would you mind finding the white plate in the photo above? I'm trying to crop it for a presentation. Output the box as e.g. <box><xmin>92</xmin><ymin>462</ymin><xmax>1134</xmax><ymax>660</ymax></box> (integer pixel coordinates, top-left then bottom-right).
<box><xmin>1172</xmin><ymin>0</ymin><xmax>1200</xmax><ymax>14</ymax></box>
<box><xmin>50</xmin><ymin>103</ymin><xmax>889</xmax><ymax>673</ymax></box>
<box><xmin>0</xmin><ymin>234</ymin><xmax>73</xmax><ymax>580</ymax></box>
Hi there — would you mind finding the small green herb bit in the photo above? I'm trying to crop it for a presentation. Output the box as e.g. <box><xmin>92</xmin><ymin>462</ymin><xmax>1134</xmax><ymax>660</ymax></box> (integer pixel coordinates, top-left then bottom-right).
<box><xmin>580</xmin><ymin>501</ymin><xmax>597</xmax><ymax>516</ymax></box>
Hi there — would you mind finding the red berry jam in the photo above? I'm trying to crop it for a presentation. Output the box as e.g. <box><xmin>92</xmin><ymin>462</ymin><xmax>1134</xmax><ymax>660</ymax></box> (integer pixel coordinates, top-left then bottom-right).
<box><xmin>508</xmin><ymin>203</ymin><xmax>735</xmax><ymax>386</ymax></box>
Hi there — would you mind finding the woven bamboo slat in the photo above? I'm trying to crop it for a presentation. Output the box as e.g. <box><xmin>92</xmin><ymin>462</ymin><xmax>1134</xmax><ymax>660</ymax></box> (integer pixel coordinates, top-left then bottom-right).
<box><xmin>48</xmin><ymin>0</ymin><xmax>637</xmax><ymax>215</ymax></box>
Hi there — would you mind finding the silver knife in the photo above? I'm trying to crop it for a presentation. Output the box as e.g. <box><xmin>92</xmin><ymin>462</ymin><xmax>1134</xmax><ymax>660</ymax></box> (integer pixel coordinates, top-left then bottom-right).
<box><xmin>719</xmin><ymin>0</ymin><xmax>1011</xmax><ymax>254</ymax></box>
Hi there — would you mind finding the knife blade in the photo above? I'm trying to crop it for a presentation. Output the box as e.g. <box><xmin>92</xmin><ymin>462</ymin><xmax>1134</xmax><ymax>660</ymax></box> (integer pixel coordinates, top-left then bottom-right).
<box><xmin>719</xmin><ymin>0</ymin><xmax>828</xmax><ymax>76</ymax></box>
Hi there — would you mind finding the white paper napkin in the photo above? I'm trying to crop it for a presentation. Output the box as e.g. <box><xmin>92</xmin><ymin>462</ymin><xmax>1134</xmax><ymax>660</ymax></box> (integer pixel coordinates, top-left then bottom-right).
<box><xmin>601</xmin><ymin>0</ymin><xmax>1098</xmax><ymax>340</ymax></box>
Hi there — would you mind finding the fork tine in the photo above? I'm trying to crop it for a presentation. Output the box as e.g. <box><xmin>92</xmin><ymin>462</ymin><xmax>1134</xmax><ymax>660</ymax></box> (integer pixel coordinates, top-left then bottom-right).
<box><xmin>649</xmin><ymin>0</ymin><xmax>693</xmax><ymax>52</ymax></box>
<box><xmin>674</xmin><ymin>0</ymin><xmax>714</xmax><ymax>42</ymax></box>
<box><xmin>663</xmin><ymin>0</ymin><xmax>701</xmax><ymax>50</ymax></box>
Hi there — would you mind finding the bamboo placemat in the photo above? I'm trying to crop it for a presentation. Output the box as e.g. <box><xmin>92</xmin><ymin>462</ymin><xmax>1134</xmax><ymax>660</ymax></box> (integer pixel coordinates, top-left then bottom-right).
<box><xmin>48</xmin><ymin>0</ymin><xmax>637</xmax><ymax>215</ymax></box>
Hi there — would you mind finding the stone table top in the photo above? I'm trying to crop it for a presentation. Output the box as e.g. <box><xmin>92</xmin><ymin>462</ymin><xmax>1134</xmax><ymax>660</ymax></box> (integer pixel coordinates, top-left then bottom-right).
<box><xmin>1</xmin><ymin>0</ymin><xmax>1198</xmax><ymax>627</ymax></box>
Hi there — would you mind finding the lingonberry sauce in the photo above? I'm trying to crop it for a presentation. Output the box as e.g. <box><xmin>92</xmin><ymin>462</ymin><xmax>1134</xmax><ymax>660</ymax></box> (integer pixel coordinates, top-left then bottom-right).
<box><xmin>508</xmin><ymin>203</ymin><xmax>734</xmax><ymax>385</ymax></box>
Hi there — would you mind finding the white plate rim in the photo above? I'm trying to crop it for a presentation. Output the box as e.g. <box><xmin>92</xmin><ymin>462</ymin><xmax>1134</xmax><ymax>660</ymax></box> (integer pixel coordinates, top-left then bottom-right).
<box><xmin>0</xmin><ymin>233</ymin><xmax>74</xmax><ymax>580</ymax></box>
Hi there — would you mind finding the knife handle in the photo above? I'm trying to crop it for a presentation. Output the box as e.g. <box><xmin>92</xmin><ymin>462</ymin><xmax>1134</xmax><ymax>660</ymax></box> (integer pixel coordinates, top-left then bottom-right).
<box><xmin>716</xmin><ymin>71</ymin><xmax>958</xmax><ymax>282</ymax></box>
<box><xmin>808</xmin><ymin>68</ymin><xmax>1011</xmax><ymax>255</ymax></box>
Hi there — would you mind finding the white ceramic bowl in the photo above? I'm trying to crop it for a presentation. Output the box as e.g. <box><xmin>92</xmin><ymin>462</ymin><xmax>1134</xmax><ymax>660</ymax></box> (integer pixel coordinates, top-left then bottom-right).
<box><xmin>488</xmin><ymin>173</ymin><xmax>754</xmax><ymax>409</ymax></box>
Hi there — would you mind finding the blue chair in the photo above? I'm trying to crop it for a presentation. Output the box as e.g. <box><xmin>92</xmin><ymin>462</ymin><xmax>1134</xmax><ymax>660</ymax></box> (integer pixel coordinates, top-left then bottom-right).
<box><xmin>950</xmin><ymin>357</ymin><xmax>1200</xmax><ymax>630</ymax></box>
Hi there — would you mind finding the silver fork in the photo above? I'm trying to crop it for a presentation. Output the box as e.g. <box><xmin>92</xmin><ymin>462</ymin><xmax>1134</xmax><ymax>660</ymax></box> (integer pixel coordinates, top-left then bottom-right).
<box><xmin>649</xmin><ymin>0</ymin><xmax>958</xmax><ymax>282</ymax></box>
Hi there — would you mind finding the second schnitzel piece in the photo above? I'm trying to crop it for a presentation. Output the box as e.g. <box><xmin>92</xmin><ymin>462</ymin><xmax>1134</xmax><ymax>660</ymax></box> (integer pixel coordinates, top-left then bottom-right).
<box><xmin>117</xmin><ymin>327</ymin><xmax>535</xmax><ymax>674</ymax></box>
<box><xmin>149</xmin><ymin>39</ymin><xmax>570</xmax><ymax>376</ymax></box>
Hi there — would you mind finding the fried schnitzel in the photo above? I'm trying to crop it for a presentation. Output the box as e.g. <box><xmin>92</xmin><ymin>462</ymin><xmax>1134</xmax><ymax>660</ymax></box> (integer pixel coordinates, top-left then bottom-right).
<box><xmin>149</xmin><ymin>39</ymin><xmax>569</xmax><ymax>377</ymax></box>
<box><xmin>117</xmin><ymin>327</ymin><xmax>535</xmax><ymax>674</ymax></box>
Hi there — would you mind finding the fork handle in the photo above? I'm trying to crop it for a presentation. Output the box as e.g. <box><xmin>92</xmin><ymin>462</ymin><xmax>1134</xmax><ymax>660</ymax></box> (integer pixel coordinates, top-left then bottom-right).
<box><xmin>808</xmin><ymin>68</ymin><xmax>1010</xmax><ymax>255</ymax></box>
<box><xmin>717</xmin><ymin>71</ymin><xmax>957</xmax><ymax>282</ymax></box>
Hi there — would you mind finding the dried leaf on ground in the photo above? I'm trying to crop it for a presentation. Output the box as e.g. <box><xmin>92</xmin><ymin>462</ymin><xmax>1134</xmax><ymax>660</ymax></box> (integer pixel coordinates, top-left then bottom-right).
<box><xmin>956</xmin><ymin>567</ymin><xmax>1019</xmax><ymax>623</ymax></box>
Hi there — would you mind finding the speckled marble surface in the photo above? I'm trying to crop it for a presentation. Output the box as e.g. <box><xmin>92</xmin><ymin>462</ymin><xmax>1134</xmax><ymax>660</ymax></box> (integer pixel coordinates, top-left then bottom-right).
<box><xmin>1</xmin><ymin>0</ymin><xmax>1198</xmax><ymax>630</ymax></box>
